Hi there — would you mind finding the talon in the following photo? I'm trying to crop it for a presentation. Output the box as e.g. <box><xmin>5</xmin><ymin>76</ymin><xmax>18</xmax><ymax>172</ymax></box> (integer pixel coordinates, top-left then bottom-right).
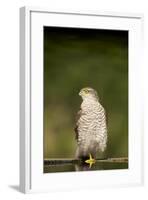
<box><xmin>85</xmin><ymin>153</ymin><xmax>96</xmax><ymax>168</ymax></box>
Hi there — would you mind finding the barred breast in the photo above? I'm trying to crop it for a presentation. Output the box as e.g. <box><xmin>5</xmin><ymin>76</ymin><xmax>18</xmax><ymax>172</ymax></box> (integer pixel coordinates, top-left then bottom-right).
<box><xmin>76</xmin><ymin>99</ymin><xmax>107</xmax><ymax>158</ymax></box>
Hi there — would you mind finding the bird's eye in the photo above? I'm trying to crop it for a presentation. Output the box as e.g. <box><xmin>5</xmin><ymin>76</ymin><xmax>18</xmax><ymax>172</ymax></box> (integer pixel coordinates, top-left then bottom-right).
<box><xmin>84</xmin><ymin>90</ymin><xmax>89</xmax><ymax>94</ymax></box>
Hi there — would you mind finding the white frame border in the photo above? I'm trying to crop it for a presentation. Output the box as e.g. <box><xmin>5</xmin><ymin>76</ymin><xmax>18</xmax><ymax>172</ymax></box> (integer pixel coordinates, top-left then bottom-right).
<box><xmin>20</xmin><ymin>7</ymin><xmax>144</xmax><ymax>193</ymax></box>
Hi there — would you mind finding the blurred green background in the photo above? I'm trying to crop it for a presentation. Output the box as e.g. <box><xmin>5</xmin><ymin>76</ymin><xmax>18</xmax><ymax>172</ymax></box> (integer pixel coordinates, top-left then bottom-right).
<box><xmin>44</xmin><ymin>27</ymin><xmax>128</xmax><ymax>159</ymax></box>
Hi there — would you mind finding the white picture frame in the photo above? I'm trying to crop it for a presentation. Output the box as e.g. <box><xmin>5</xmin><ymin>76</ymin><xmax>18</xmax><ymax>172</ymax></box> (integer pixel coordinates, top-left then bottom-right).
<box><xmin>20</xmin><ymin>6</ymin><xmax>144</xmax><ymax>193</ymax></box>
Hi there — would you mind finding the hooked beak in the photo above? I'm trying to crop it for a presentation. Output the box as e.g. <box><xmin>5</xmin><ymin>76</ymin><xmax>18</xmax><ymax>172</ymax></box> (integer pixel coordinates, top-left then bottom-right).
<box><xmin>79</xmin><ymin>91</ymin><xmax>82</xmax><ymax>96</ymax></box>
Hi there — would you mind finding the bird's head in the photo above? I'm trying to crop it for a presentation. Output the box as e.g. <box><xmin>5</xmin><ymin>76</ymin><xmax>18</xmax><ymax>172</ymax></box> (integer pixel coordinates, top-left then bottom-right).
<box><xmin>79</xmin><ymin>87</ymin><xmax>99</xmax><ymax>101</ymax></box>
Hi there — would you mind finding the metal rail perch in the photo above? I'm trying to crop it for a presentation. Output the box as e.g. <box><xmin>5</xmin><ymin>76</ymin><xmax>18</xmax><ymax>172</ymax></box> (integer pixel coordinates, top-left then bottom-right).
<box><xmin>44</xmin><ymin>157</ymin><xmax>128</xmax><ymax>165</ymax></box>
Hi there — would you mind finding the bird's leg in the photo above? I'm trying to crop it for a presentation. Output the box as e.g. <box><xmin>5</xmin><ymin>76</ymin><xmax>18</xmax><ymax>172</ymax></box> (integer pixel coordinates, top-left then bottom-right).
<box><xmin>85</xmin><ymin>153</ymin><xmax>96</xmax><ymax>168</ymax></box>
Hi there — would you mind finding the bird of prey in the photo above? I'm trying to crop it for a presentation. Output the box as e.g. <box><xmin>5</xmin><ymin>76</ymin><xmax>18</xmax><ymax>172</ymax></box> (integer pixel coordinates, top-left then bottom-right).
<box><xmin>75</xmin><ymin>87</ymin><xmax>107</xmax><ymax>161</ymax></box>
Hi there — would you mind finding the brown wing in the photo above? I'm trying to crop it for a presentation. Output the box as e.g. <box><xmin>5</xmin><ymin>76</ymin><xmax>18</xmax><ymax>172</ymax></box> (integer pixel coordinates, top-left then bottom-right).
<box><xmin>74</xmin><ymin>109</ymin><xmax>82</xmax><ymax>140</ymax></box>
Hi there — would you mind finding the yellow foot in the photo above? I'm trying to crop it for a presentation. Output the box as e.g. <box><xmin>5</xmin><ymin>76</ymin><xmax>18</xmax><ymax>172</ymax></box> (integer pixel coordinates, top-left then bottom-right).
<box><xmin>85</xmin><ymin>153</ymin><xmax>96</xmax><ymax>168</ymax></box>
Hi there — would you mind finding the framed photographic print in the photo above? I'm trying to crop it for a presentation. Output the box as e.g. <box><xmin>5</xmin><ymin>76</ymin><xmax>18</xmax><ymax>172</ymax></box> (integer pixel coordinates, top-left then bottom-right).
<box><xmin>20</xmin><ymin>7</ymin><xmax>144</xmax><ymax>193</ymax></box>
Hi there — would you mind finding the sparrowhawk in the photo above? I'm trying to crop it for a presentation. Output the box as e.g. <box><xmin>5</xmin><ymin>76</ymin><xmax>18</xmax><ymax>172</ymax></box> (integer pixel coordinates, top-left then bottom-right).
<box><xmin>75</xmin><ymin>87</ymin><xmax>107</xmax><ymax>160</ymax></box>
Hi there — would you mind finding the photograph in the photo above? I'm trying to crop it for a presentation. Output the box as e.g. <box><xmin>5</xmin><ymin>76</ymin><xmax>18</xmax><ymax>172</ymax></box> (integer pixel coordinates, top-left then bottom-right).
<box><xmin>43</xmin><ymin>26</ymin><xmax>128</xmax><ymax>173</ymax></box>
